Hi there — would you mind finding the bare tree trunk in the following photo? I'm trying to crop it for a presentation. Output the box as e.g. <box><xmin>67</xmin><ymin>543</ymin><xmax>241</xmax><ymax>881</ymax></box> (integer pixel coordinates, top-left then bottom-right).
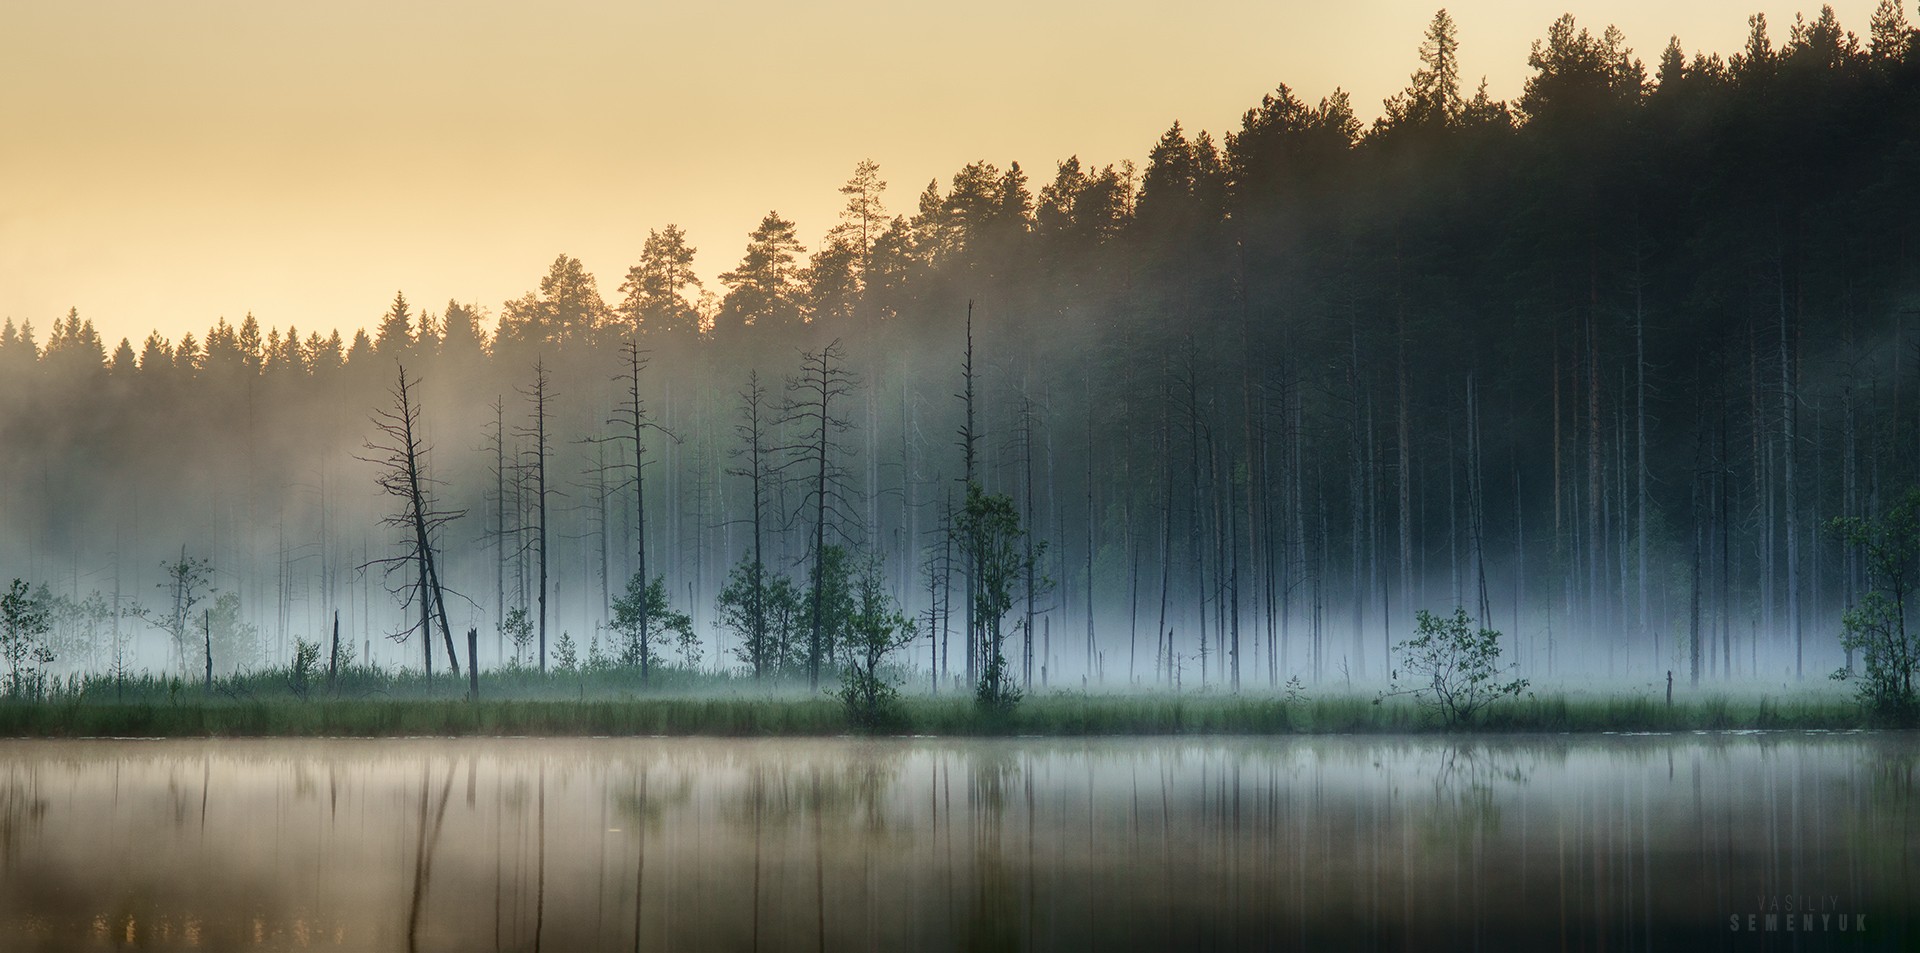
<box><xmin>493</xmin><ymin>398</ymin><xmax>506</xmax><ymax>662</ymax></box>
<box><xmin>1843</xmin><ymin>345</ymin><xmax>1859</xmax><ymax>673</ymax></box>
<box><xmin>1367</xmin><ymin>396</ymin><xmax>1384</xmax><ymax>672</ymax></box>
<box><xmin>1467</xmin><ymin>373</ymin><xmax>1491</xmax><ymax>628</ymax></box>
<box><xmin>1228</xmin><ymin>440</ymin><xmax>1242</xmax><ymax>692</ymax></box>
<box><xmin>525</xmin><ymin>361</ymin><xmax>553</xmax><ymax>673</ymax></box>
<box><xmin>1020</xmin><ymin>396</ymin><xmax>1036</xmax><ymax>690</ymax></box>
<box><xmin>1291</xmin><ymin>369</ymin><xmax>1305</xmax><ymax>679</ymax></box>
<box><xmin>1085</xmin><ymin>393</ymin><xmax>1097</xmax><ymax>689</ymax></box>
<box><xmin>1728</xmin><ymin>384</ymin><xmax>1743</xmax><ymax>680</ymax></box>
<box><xmin>617</xmin><ymin>342</ymin><xmax>656</xmax><ymax>675</ymax></box>
<box><xmin>961</xmin><ymin>304</ymin><xmax>978</xmax><ymax>691</ymax></box>
<box><xmin>1587</xmin><ymin>318</ymin><xmax>1602</xmax><ymax>662</ymax></box>
<box><xmin>420</xmin><ymin>550</ymin><xmax>432</xmax><ymax>678</ymax></box>
<box><xmin>1348</xmin><ymin>326</ymin><xmax>1365</xmax><ymax>678</ymax></box>
<box><xmin>1157</xmin><ymin>365</ymin><xmax>1174</xmax><ymax>686</ymax></box>
<box><xmin>1449</xmin><ymin>416</ymin><xmax>1461</xmax><ymax>610</ymax></box>
<box><xmin>1635</xmin><ymin>267</ymin><xmax>1650</xmax><ymax>667</ymax></box>
<box><xmin>328</xmin><ymin>610</ymin><xmax>340</xmax><ymax>692</ymax></box>
<box><xmin>1779</xmin><ymin>259</ymin><xmax>1800</xmax><ymax>678</ymax></box>
<box><xmin>1690</xmin><ymin>395</ymin><xmax>1705</xmax><ymax>687</ymax></box>
<box><xmin>1263</xmin><ymin>377</ymin><xmax>1280</xmax><ymax>687</ymax></box>
<box><xmin>1751</xmin><ymin>321</ymin><xmax>1772</xmax><ymax>665</ymax></box>
<box><xmin>1398</xmin><ymin>311</ymin><xmax>1413</xmax><ymax>647</ymax></box>
<box><xmin>1512</xmin><ymin>447</ymin><xmax>1525</xmax><ymax>672</ymax></box>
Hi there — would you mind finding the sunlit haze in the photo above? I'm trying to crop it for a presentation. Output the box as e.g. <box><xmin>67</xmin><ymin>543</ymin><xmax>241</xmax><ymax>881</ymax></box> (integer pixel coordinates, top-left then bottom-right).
<box><xmin>0</xmin><ymin>0</ymin><xmax>1881</xmax><ymax>344</ymax></box>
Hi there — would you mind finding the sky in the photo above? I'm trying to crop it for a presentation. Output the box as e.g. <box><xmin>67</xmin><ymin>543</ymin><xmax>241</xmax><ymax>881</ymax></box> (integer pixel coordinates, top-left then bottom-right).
<box><xmin>0</xmin><ymin>0</ymin><xmax>1888</xmax><ymax>346</ymax></box>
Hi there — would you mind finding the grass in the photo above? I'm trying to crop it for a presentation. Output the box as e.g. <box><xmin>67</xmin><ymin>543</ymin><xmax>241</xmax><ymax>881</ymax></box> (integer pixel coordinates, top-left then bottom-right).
<box><xmin>0</xmin><ymin>671</ymin><xmax>1881</xmax><ymax>738</ymax></box>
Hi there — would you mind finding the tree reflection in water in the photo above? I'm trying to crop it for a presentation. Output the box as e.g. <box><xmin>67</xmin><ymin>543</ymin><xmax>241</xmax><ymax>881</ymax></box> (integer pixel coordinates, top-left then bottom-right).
<box><xmin>0</xmin><ymin>736</ymin><xmax>1909</xmax><ymax>951</ymax></box>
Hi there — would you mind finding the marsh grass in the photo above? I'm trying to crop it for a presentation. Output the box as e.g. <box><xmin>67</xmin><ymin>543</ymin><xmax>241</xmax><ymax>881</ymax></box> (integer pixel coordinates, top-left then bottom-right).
<box><xmin>0</xmin><ymin>666</ymin><xmax>1875</xmax><ymax>737</ymax></box>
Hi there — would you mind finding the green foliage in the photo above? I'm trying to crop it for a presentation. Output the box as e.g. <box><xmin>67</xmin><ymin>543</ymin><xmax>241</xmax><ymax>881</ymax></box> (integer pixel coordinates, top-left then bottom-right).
<box><xmin>674</xmin><ymin>625</ymin><xmax>702</xmax><ymax>669</ymax></box>
<box><xmin>618</xmin><ymin>225</ymin><xmax>704</xmax><ymax>336</ymax></box>
<box><xmin>1282</xmin><ymin>675</ymin><xmax>1308</xmax><ymax>703</ymax></box>
<box><xmin>137</xmin><ymin>550</ymin><xmax>213</xmax><ymax>678</ymax></box>
<box><xmin>806</xmin><ymin>543</ymin><xmax>855</xmax><ymax>672</ymax></box>
<box><xmin>718</xmin><ymin>565</ymin><xmax>811</xmax><ymax>680</ymax></box>
<box><xmin>835</xmin><ymin>558</ymin><xmax>917</xmax><ymax>730</ymax></box>
<box><xmin>1382</xmin><ymin>608</ymin><xmax>1530</xmax><ymax>728</ymax></box>
<box><xmin>500</xmin><ymin>606</ymin><xmax>534</xmax><ymax>668</ymax></box>
<box><xmin>0</xmin><ymin>579</ymin><xmax>55</xmax><ymax>699</ymax></box>
<box><xmin>718</xmin><ymin>555</ymin><xmax>775</xmax><ymax>676</ymax></box>
<box><xmin>718</xmin><ymin>212</ymin><xmax>807</xmax><ymax>330</ymax></box>
<box><xmin>0</xmin><ymin>687</ymin><xmax>1866</xmax><ymax>738</ymax></box>
<box><xmin>289</xmin><ymin>638</ymin><xmax>320</xmax><ymax>699</ymax></box>
<box><xmin>206</xmin><ymin>592</ymin><xmax>260</xmax><ymax>675</ymax></box>
<box><xmin>958</xmin><ymin>482</ymin><xmax>1034</xmax><ymax>712</ymax></box>
<box><xmin>330</xmin><ymin>638</ymin><xmax>357</xmax><ymax>674</ymax></box>
<box><xmin>1828</xmin><ymin>487</ymin><xmax>1920</xmax><ymax>723</ymax></box>
<box><xmin>554</xmin><ymin>632</ymin><xmax>579</xmax><ymax>672</ymax></box>
<box><xmin>611</xmin><ymin>571</ymin><xmax>693</xmax><ymax>679</ymax></box>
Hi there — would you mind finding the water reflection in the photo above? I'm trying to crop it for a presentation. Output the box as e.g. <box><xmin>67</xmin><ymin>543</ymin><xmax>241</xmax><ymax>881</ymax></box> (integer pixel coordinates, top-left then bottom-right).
<box><xmin>0</xmin><ymin>734</ymin><xmax>1911</xmax><ymax>950</ymax></box>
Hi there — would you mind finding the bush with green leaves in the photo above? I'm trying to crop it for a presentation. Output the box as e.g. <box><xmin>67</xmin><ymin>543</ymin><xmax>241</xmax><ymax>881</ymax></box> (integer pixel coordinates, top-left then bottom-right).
<box><xmin>500</xmin><ymin>606</ymin><xmax>534</xmax><ymax>668</ymax></box>
<box><xmin>835</xmin><ymin>558</ymin><xmax>917</xmax><ymax>730</ymax></box>
<box><xmin>1829</xmin><ymin>487</ymin><xmax>1920</xmax><ymax>723</ymax></box>
<box><xmin>289</xmin><ymin>637</ymin><xmax>321</xmax><ymax>699</ymax></box>
<box><xmin>959</xmin><ymin>482</ymin><xmax>1037</xmax><ymax>713</ymax></box>
<box><xmin>1381</xmin><ymin>608</ymin><xmax>1529</xmax><ymax>728</ymax></box>
<box><xmin>611</xmin><ymin>571</ymin><xmax>692</xmax><ymax>680</ymax></box>
<box><xmin>0</xmin><ymin>579</ymin><xmax>55</xmax><ymax>699</ymax></box>
<box><xmin>718</xmin><ymin>558</ymin><xmax>811</xmax><ymax>679</ymax></box>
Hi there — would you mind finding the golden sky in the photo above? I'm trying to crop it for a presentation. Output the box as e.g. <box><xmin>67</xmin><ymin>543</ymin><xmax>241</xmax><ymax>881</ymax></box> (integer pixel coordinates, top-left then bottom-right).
<box><xmin>0</xmin><ymin>0</ymin><xmax>1885</xmax><ymax>346</ymax></box>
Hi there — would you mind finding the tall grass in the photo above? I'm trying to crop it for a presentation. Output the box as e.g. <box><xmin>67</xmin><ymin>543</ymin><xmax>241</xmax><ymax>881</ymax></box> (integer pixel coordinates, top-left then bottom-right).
<box><xmin>0</xmin><ymin>664</ymin><xmax>1877</xmax><ymax>738</ymax></box>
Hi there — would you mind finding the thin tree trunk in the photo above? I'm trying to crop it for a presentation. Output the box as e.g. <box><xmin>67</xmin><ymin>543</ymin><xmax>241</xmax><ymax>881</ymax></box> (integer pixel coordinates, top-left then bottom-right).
<box><xmin>1779</xmin><ymin>258</ymin><xmax>1800</xmax><ymax>678</ymax></box>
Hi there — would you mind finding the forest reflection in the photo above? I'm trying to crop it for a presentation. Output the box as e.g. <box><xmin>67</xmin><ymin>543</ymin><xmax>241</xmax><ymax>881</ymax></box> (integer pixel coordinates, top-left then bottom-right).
<box><xmin>0</xmin><ymin>735</ymin><xmax>1911</xmax><ymax>951</ymax></box>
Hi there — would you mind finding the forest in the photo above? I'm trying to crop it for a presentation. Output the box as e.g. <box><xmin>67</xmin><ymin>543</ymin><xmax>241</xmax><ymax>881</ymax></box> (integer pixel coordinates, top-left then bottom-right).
<box><xmin>3</xmin><ymin>4</ymin><xmax>1919</xmax><ymax>704</ymax></box>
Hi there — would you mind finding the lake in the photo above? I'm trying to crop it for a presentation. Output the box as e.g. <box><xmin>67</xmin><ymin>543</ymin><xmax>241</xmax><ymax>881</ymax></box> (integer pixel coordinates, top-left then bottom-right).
<box><xmin>0</xmin><ymin>733</ymin><xmax>1912</xmax><ymax>951</ymax></box>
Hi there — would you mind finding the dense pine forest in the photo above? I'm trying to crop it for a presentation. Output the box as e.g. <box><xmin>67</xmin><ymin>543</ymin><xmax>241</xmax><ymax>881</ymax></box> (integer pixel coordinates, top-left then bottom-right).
<box><xmin>4</xmin><ymin>6</ymin><xmax>1919</xmax><ymax>696</ymax></box>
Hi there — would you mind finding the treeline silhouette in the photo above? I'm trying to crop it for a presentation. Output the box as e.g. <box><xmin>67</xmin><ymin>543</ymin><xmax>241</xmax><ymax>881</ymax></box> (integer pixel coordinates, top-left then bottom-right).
<box><xmin>3</xmin><ymin>5</ymin><xmax>1918</xmax><ymax>689</ymax></box>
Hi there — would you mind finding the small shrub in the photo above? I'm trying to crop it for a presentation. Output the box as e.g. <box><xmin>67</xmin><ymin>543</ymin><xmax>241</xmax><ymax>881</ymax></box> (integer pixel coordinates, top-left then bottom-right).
<box><xmin>836</xmin><ymin>559</ymin><xmax>916</xmax><ymax>730</ymax></box>
<box><xmin>1380</xmin><ymin>608</ymin><xmax>1529</xmax><ymax>728</ymax></box>
<box><xmin>1828</xmin><ymin>488</ymin><xmax>1920</xmax><ymax>724</ymax></box>
<box><xmin>500</xmin><ymin>607</ymin><xmax>534</xmax><ymax>668</ymax></box>
<box><xmin>0</xmin><ymin>580</ymin><xmax>54</xmax><ymax>700</ymax></box>
<box><xmin>289</xmin><ymin>638</ymin><xmax>321</xmax><ymax>699</ymax></box>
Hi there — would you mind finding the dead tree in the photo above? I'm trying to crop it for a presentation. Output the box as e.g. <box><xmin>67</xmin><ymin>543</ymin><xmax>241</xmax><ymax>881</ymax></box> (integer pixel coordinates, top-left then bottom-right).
<box><xmin>135</xmin><ymin>546</ymin><xmax>212</xmax><ymax>679</ymax></box>
<box><xmin>600</xmin><ymin>340</ymin><xmax>677</xmax><ymax>665</ymax></box>
<box><xmin>725</xmin><ymin>370</ymin><xmax>776</xmax><ymax>678</ymax></box>
<box><xmin>363</xmin><ymin>363</ymin><xmax>466</xmax><ymax>679</ymax></box>
<box><xmin>923</xmin><ymin>489</ymin><xmax>956</xmax><ymax>693</ymax></box>
<box><xmin>957</xmin><ymin>303</ymin><xmax>980</xmax><ymax>689</ymax></box>
<box><xmin>481</xmin><ymin>396</ymin><xmax>509</xmax><ymax>662</ymax></box>
<box><xmin>515</xmin><ymin>360</ymin><xmax>555</xmax><ymax>673</ymax></box>
<box><xmin>776</xmin><ymin>339</ymin><xmax>860</xmax><ymax>690</ymax></box>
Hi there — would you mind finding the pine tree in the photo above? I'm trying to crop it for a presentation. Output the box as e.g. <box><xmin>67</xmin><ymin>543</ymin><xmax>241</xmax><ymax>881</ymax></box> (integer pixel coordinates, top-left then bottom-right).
<box><xmin>718</xmin><ymin>213</ymin><xmax>807</xmax><ymax>332</ymax></box>
<box><xmin>618</xmin><ymin>225</ymin><xmax>703</xmax><ymax>336</ymax></box>
<box><xmin>375</xmin><ymin>292</ymin><xmax>413</xmax><ymax>357</ymax></box>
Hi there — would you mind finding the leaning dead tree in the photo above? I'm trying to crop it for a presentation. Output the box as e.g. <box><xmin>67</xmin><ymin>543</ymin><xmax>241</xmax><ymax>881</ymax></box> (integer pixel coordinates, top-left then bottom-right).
<box><xmin>363</xmin><ymin>363</ymin><xmax>465</xmax><ymax>680</ymax></box>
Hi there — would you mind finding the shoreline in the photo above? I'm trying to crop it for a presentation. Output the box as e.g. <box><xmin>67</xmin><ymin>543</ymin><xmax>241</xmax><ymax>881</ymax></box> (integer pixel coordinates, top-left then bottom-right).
<box><xmin>0</xmin><ymin>692</ymin><xmax>1887</xmax><ymax>739</ymax></box>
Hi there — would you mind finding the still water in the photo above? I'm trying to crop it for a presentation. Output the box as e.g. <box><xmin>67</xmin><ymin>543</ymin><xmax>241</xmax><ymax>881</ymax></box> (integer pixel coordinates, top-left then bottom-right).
<box><xmin>0</xmin><ymin>734</ymin><xmax>1912</xmax><ymax>951</ymax></box>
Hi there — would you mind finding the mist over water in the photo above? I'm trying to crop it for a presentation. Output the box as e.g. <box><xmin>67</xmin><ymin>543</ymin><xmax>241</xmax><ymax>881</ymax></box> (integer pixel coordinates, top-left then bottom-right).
<box><xmin>0</xmin><ymin>735</ymin><xmax>1910</xmax><ymax>951</ymax></box>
